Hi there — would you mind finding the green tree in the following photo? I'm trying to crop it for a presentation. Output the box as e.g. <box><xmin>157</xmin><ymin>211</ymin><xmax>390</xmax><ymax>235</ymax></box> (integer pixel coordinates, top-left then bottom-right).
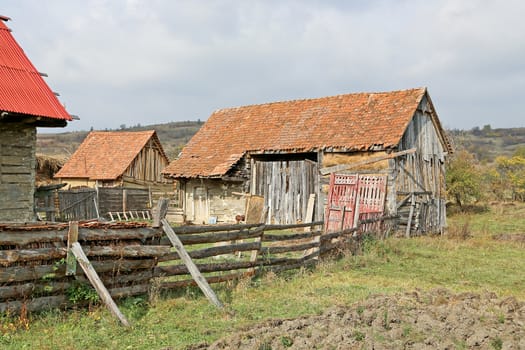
<box><xmin>495</xmin><ymin>155</ymin><xmax>525</xmax><ymax>201</ymax></box>
<box><xmin>446</xmin><ymin>150</ymin><xmax>482</xmax><ymax>207</ymax></box>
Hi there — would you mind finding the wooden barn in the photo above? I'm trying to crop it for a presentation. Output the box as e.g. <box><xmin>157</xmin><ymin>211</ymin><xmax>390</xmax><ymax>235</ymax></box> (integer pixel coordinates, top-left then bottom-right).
<box><xmin>0</xmin><ymin>15</ymin><xmax>72</xmax><ymax>222</ymax></box>
<box><xmin>163</xmin><ymin>88</ymin><xmax>452</xmax><ymax>234</ymax></box>
<box><xmin>55</xmin><ymin>130</ymin><xmax>169</xmax><ymax>188</ymax></box>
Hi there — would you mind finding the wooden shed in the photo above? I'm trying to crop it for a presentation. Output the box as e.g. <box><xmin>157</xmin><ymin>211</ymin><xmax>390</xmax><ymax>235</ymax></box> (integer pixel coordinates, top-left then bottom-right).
<box><xmin>55</xmin><ymin>130</ymin><xmax>170</xmax><ymax>188</ymax></box>
<box><xmin>0</xmin><ymin>15</ymin><xmax>72</xmax><ymax>222</ymax></box>
<box><xmin>163</xmin><ymin>88</ymin><xmax>452</xmax><ymax>234</ymax></box>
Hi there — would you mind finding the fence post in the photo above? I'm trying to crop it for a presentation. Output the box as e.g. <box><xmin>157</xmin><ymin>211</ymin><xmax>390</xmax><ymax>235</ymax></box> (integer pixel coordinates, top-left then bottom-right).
<box><xmin>122</xmin><ymin>189</ymin><xmax>127</xmax><ymax>213</ymax></box>
<box><xmin>247</xmin><ymin>207</ymin><xmax>268</xmax><ymax>275</ymax></box>
<box><xmin>66</xmin><ymin>221</ymin><xmax>78</xmax><ymax>276</ymax></box>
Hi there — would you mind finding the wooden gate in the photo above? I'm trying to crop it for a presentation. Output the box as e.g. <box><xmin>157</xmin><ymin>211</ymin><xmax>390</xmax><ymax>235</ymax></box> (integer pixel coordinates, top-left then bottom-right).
<box><xmin>58</xmin><ymin>188</ymin><xmax>98</xmax><ymax>221</ymax></box>
<box><xmin>325</xmin><ymin>174</ymin><xmax>387</xmax><ymax>232</ymax></box>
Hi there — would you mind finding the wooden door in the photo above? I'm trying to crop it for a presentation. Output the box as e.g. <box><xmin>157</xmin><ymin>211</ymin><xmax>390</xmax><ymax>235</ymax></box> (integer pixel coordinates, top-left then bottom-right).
<box><xmin>253</xmin><ymin>159</ymin><xmax>317</xmax><ymax>224</ymax></box>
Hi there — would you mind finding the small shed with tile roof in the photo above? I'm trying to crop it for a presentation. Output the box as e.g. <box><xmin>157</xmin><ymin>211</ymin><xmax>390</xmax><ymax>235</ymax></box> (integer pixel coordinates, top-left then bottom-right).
<box><xmin>0</xmin><ymin>15</ymin><xmax>73</xmax><ymax>222</ymax></box>
<box><xmin>55</xmin><ymin>130</ymin><xmax>170</xmax><ymax>188</ymax></box>
<box><xmin>163</xmin><ymin>87</ymin><xmax>452</xmax><ymax>234</ymax></box>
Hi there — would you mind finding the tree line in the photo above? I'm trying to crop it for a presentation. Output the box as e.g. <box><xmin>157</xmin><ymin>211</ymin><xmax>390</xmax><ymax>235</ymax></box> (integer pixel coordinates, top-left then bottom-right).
<box><xmin>447</xmin><ymin>145</ymin><xmax>525</xmax><ymax>207</ymax></box>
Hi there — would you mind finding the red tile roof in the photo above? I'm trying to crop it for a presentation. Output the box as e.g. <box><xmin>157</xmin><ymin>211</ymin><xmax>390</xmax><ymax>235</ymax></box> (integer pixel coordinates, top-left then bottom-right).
<box><xmin>163</xmin><ymin>88</ymin><xmax>435</xmax><ymax>178</ymax></box>
<box><xmin>0</xmin><ymin>17</ymin><xmax>71</xmax><ymax>122</ymax></box>
<box><xmin>55</xmin><ymin>131</ymin><xmax>168</xmax><ymax>180</ymax></box>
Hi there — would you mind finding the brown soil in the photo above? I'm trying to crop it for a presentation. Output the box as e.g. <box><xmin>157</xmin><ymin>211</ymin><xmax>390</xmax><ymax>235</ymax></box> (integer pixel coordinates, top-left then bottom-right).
<box><xmin>194</xmin><ymin>289</ymin><xmax>525</xmax><ymax>350</ymax></box>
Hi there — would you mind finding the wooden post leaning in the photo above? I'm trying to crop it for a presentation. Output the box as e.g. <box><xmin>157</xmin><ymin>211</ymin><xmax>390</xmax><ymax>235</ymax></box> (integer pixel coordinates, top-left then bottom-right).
<box><xmin>66</xmin><ymin>221</ymin><xmax>130</xmax><ymax>327</ymax></box>
<box><xmin>161</xmin><ymin>218</ymin><xmax>224</xmax><ymax>309</ymax></box>
<box><xmin>69</xmin><ymin>242</ymin><xmax>131</xmax><ymax>327</ymax></box>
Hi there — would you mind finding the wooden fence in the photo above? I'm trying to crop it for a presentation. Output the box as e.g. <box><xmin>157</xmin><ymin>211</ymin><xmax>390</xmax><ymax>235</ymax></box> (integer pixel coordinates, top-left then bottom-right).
<box><xmin>0</xmin><ymin>221</ymin><xmax>165</xmax><ymax>314</ymax></box>
<box><xmin>0</xmin><ymin>215</ymin><xmax>396</xmax><ymax>314</ymax></box>
<box><xmin>46</xmin><ymin>188</ymin><xmax>153</xmax><ymax>221</ymax></box>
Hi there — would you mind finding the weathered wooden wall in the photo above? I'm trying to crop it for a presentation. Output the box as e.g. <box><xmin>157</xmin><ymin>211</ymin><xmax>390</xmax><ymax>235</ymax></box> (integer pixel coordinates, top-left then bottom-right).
<box><xmin>124</xmin><ymin>138</ymin><xmax>169</xmax><ymax>183</ymax></box>
<box><xmin>97</xmin><ymin>187</ymin><xmax>151</xmax><ymax>217</ymax></box>
<box><xmin>393</xmin><ymin>95</ymin><xmax>447</xmax><ymax>234</ymax></box>
<box><xmin>0</xmin><ymin>123</ymin><xmax>37</xmax><ymax>222</ymax></box>
<box><xmin>182</xmin><ymin>179</ymin><xmax>245</xmax><ymax>224</ymax></box>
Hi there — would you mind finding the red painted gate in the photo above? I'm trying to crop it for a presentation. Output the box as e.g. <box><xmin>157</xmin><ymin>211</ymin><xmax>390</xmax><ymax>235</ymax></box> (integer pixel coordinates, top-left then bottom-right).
<box><xmin>324</xmin><ymin>173</ymin><xmax>387</xmax><ymax>232</ymax></box>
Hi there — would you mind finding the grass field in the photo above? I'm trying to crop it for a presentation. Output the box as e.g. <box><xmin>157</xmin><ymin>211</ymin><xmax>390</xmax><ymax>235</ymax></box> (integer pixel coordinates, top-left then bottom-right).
<box><xmin>1</xmin><ymin>202</ymin><xmax>524</xmax><ymax>349</ymax></box>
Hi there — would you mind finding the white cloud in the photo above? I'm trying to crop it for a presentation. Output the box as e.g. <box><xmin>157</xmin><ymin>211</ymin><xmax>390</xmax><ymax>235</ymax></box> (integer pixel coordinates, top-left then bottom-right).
<box><xmin>2</xmin><ymin>0</ymin><xmax>525</xmax><ymax>131</ymax></box>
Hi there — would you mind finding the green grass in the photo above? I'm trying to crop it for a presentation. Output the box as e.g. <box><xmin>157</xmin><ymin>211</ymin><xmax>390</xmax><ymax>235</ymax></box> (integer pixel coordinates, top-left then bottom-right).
<box><xmin>1</xmin><ymin>203</ymin><xmax>524</xmax><ymax>349</ymax></box>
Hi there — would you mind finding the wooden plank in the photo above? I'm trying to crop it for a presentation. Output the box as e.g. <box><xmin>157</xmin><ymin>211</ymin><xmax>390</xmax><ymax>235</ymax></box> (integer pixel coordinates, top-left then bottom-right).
<box><xmin>262</xmin><ymin>230</ymin><xmax>322</xmax><ymax>242</ymax></box>
<box><xmin>261</xmin><ymin>242</ymin><xmax>318</xmax><ymax>255</ymax></box>
<box><xmin>406</xmin><ymin>194</ymin><xmax>416</xmax><ymax>238</ymax></box>
<box><xmin>245</xmin><ymin>195</ymin><xmax>265</xmax><ymax>224</ymax></box>
<box><xmin>160</xmin><ymin>226</ymin><xmax>264</xmax><ymax>245</ymax></box>
<box><xmin>0</xmin><ymin>227</ymin><xmax>162</xmax><ymax>246</ymax></box>
<box><xmin>0</xmin><ymin>282</ymin><xmax>70</xmax><ymax>301</ymax></box>
<box><xmin>161</xmin><ymin>219</ymin><xmax>223</xmax><ymax>309</ymax></box>
<box><xmin>0</xmin><ymin>247</ymin><xmax>65</xmax><ymax>265</ymax></box>
<box><xmin>320</xmin><ymin>148</ymin><xmax>417</xmax><ymax>175</ymax></box>
<box><xmin>155</xmin><ymin>260</ymin><xmax>257</xmax><ymax>277</ymax></box>
<box><xmin>66</xmin><ymin>221</ymin><xmax>78</xmax><ymax>276</ymax></box>
<box><xmin>0</xmin><ymin>295</ymin><xmax>68</xmax><ymax>314</ymax></box>
<box><xmin>158</xmin><ymin>241</ymin><xmax>260</xmax><ymax>262</ymax></box>
<box><xmin>70</xmin><ymin>242</ymin><xmax>130</xmax><ymax>327</ymax></box>
<box><xmin>161</xmin><ymin>272</ymin><xmax>245</xmax><ymax>290</ymax></box>
<box><xmin>172</xmin><ymin>223</ymin><xmax>263</xmax><ymax>234</ymax></box>
<box><xmin>0</xmin><ymin>259</ymin><xmax>156</xmax><ymax>284</ymax></box>
<box><xmin>303</xmin><ymin>194</ymin><xmax>316</xmax><ymax>232</ymax></box>
<box><xmin>263</xmin><ymin>221</ymin><xmax>324</xmax><ymax>231</ymax></box>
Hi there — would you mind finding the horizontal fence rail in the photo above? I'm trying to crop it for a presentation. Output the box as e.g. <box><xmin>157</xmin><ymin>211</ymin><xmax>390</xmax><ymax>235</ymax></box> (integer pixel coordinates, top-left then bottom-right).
<box><xmin>0</xmin><ymin>215</ymin><xmax>396</xmax><ymax>314</ymax></box>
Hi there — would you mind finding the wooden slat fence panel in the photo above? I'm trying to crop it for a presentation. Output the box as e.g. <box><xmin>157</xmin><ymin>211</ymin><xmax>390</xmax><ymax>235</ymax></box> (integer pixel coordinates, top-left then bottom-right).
<box><xmin>58</xmin><ymin>189</ymin><xmax>98</xmax><ymax>221</ymax></box>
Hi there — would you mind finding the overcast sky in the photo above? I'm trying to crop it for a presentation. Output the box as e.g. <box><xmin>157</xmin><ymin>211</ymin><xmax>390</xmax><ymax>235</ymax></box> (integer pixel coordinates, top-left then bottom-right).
<box><xmin>3</xmin><ymin>0</ymin><xmax>524</xmax><ymax>132</ymax></box>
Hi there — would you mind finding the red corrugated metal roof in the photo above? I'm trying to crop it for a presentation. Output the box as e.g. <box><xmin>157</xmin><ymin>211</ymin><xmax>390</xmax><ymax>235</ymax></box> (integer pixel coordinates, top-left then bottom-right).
<box><xmin>0</xmin><ymin>17</ymin><xmax>71</xmax><ymax>121</ymax></box>
<box><xmin>163</xmin><ymin>88</ymin><xmax>431</xmax><ymax>178</ymax></box>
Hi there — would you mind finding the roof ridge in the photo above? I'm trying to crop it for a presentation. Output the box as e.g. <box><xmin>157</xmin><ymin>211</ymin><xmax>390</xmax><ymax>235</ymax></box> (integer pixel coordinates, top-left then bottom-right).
<box><xmin>214</xmin><ymin>87</ymin><xmax>427</xmax><ymax>113</ymax></box>
<box><xmin>89</xmin><ymin>130</ymin><xmax>156</xmax><ymax>134</ymax></box>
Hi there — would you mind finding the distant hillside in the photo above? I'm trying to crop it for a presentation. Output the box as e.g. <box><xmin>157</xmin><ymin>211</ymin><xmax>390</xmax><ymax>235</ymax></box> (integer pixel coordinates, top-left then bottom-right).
<box><xmin>36</xmin><ymin>121</ymin><xmax>204</xmax><ymax>161</ymax></box>
<box><xmin>38</xmin><ymin>121</ymin><xmax>524</xmax><ymax>164</ymax></box>
<box><xmin>448</xmin><ymin>126</ymin><xmax>525</xmax><ymax>163</ymax></box>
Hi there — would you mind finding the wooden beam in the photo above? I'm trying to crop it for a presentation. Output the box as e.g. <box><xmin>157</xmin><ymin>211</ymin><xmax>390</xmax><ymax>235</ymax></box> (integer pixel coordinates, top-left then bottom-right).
<box><xmin>70</xmin><ymin>242</ymin><xmax>130</xmax><ymax>327</ymax></box>
<box><xmin>161</xmin><ymin>219</ymin><xmax>224</xmax><ymax>309</ymax></box>
<box><xmin>319</xmin><ymin>148</ymin><xmax>417</xmax><ymax>175</ymax></box>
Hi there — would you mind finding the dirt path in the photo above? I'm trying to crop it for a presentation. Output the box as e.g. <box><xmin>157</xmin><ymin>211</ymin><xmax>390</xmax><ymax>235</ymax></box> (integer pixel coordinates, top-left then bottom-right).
<box><xmin>194</xmin><ymin>289</ymin><xmax>524</xmax><ymax>349</ymax></box>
